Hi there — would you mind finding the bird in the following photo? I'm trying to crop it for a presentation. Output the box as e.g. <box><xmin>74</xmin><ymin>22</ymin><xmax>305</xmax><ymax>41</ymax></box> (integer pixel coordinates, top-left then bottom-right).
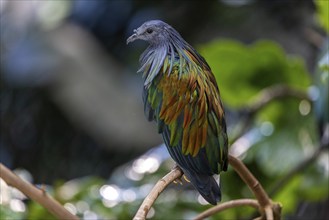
<box><xmin>127</xmin><ymin>20</ymin><xmax>228</xmax><ymax>205</ymax></box>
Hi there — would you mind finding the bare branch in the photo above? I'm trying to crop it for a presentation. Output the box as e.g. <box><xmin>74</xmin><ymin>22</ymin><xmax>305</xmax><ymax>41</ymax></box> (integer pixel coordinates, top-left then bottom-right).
<box><xmin>264</xmin><ymin>205</ymin><xmax>274</xmax><ymax>220</ymax></box>
<box><xmin>133</xmin><ymin>166</ymin><xmax>183</xmax><ymax>220</ymax></box>
<box><xmin>193</xmin><ymin>199</ymin><xmax>259</xmax><ymax>220</ymax></box>
<box><xmin>0</xmin><ymin>163</ymin><xmax>79</xmax><ymax>220</ymax></box>
<box><xmin>228</xmin><ymin>155</ymin><xmax>271</xmax><ymax>208</ymax></box>
<box><xmin>228</xmin><ymin>155</ymin><xmax>282</xmax><ymax>220</ymax></box>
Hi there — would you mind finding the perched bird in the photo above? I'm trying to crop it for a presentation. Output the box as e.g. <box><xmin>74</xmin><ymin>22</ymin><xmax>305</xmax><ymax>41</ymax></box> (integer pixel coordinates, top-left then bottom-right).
<box><xmin>127</xmin><ymin>20</ymin><xmax>228</xmax><ymax>205</ymax></box>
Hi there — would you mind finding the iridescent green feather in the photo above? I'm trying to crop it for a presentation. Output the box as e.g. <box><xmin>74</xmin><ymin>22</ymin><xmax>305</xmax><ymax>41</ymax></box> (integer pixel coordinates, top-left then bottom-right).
<box><xmin>205</xmin><ymin>112</ymin><xmax>220</xmax><ymax>173</ymax></box>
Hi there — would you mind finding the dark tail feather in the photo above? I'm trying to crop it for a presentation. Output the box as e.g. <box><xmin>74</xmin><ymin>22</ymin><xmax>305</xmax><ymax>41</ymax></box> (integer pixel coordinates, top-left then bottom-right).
<box><xmin>182</xmin><ymin>169</ymin><xmax>221</xmax><ymax>205</ymax></box>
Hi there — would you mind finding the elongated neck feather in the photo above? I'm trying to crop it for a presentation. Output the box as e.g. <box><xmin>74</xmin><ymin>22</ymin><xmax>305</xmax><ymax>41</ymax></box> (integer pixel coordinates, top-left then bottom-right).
<box><xmin>139</xmin><ymin>31</ymin><xmax>205</xmax><ymax>87</ymax></box>
<box><xmin>139</xmin><ymin>43</ymin><xmax>169</xmax><ymax>87</ymax></box>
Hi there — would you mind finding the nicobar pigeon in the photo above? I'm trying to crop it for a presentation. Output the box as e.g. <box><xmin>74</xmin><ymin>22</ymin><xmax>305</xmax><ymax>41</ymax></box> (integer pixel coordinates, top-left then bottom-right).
<box><xmin>127</xmin><ymin>20</ymin><xmax>228</xmax><ymax>205</ymax></box>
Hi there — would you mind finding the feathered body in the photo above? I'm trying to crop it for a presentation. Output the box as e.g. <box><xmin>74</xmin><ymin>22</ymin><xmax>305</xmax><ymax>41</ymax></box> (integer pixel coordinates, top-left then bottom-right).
<box><xmin>127</xmin><ymin>20</ymin><xmax>228</xmax><ymax>205</ymax></box>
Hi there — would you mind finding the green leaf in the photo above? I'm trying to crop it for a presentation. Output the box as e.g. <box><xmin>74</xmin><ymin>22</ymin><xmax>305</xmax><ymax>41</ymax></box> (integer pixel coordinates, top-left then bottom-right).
<box><xmin>274</xmin><ymin>175</ymin><xmax>302</xmax><ymax>215</ymax></box>
<box><xmin>0</xmin><ymin>205</ymin><xmax>25</xmax><ymax>220</ymax></box>
<box><xmin>315</xmin><ymin>0</ymin><xmax>329</xmax><ymax>33</ymax></box>
<box><xmin>198</xmin><ymin>39</ymin><xmax>310</xmax><ymax>108</ymax></box>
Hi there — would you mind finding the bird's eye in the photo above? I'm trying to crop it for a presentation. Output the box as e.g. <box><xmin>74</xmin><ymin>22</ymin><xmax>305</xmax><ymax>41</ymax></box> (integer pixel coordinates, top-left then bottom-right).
<box><xmin>146</xmin><ymin>28</ymin><xmax>153</xmax><ymax>34</ymax></box>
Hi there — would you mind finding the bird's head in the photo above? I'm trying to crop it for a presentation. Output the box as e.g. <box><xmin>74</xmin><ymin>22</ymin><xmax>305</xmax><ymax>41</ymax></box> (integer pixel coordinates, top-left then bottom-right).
<box><xmin>127</xmin><ymin>20</ymin><xmax>180</xmax><ymax>46</ymax></box>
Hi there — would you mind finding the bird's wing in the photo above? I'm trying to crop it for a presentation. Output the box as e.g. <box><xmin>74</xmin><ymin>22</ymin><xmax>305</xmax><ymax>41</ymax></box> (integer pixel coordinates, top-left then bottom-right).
<box><xmin>143</xmin><ymin>50</ymin><xmax>228</xmax><ymax>174</ymax></box>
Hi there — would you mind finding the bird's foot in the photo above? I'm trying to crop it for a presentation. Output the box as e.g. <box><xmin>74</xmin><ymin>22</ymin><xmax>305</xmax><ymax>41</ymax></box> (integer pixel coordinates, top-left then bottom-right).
<box><xmin>183</xmin><ymin>175</ymin><xmax>190</xmax><ymax>183</ymax></box>
<box><xmin>171</xmin><ymin>164</ymin><xmax>190</xmax><ymax>184</ymax></box>
<box><xmin>173</xmin><ymin>179</ymin><xmax>183</xmax><ymax>185</ymax></box>
<box><xmin>172</xmin><ymin>164</ymin><xmax>183</xmax><ymax>185</ymax></box>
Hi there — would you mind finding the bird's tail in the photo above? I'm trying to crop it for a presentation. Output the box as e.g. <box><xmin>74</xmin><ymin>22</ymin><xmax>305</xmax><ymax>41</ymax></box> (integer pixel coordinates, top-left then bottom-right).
<box><xmin>182</xmin><ymin>169</ymin><xmax>221</xmax><ymax>205</ymax></box>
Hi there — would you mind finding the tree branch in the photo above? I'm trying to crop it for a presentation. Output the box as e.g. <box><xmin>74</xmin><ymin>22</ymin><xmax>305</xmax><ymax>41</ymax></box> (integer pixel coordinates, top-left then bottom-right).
<box><xmin>193</xmin><ymin>199</ymin><xmax>259</xmax><ymax>220</ymax></box>
<box><xmin>227</xmin><ymin>155</ymin><xmax>281</xmax><ymax>220</ymax></box>
<box><xmin>227</xmin><ymin>155</ymin><xmax>270</xmax><ymax>209</ymax></box>
<box><xmin>133</xmin><ymin>166</ymin><xmax>184</xmax><ymax>220</ymax></box>
<box><xmin>0</xmin><ymin>163</ymin><xmax>79</xmax><ymax>220</ymax></box>
<box><xmin>264</xmin><ymin>205</ymin><xmax>274</xmax><ymax>220</ymax></box>
<box><xmin>133</xmin><ymin>155</ymin><xmax>281</xmax><ymax>220</ymax></box>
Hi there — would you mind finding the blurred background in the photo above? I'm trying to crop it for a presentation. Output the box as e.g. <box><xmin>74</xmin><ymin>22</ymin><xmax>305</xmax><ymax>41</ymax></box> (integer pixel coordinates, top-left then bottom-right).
<box><xmin>0</xmin><ymin>0</ymin><xmax>328</xmax><ymax>219</ymax></box>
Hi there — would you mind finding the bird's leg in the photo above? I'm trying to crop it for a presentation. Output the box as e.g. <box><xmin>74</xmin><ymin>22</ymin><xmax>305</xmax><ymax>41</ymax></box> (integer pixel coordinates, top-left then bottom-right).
<box><xmin>172</xmin><ymin>164</ymin><xmax>183</xmax><ymax>185</ymax></box>
<box><xmin>171</xmin><ymin>164</ymin><xmax>191</xmax><ymax>185</ymax></box>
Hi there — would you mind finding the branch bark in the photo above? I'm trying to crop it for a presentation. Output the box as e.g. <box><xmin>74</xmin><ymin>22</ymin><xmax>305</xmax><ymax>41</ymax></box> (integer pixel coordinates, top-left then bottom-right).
<box><xmin>0</xmin><ymin>163</ymin><xmax>79</xmax><ymax>220</ymax></box>
<box><xmin>228</xmin><ymin>155</ymin><xmax>282</xmax><ymax>220</ymax></box>
<box><xmin>133</xmin><ymin>166</ymin><xmax>184</xmax><ymax>220</ymax></box>
<box><xmin>228</xmin><ymin>155</ymin><xmax>270</xmax><ymax>209</ymax></box>
<box><xmin>193</xmin><ymin>199</ymin><xmax>259</xmax><ymax>220</ymax></box>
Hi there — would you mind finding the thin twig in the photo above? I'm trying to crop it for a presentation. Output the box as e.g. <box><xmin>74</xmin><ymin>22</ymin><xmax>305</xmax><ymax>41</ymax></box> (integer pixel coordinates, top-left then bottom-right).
<box><xmin>0</xmin><ymin>163</ymin><xmax>79</xmax><ymax>220</ymax></box>
<box><xmin>193</xmin><ymin>199</ymin><xmax>259</xmax><ymax>220</ymax></box>
<box><xmin>133</xmin><ymin>166</ymin><xmax>183</xmax><ymax>220</ymax></box>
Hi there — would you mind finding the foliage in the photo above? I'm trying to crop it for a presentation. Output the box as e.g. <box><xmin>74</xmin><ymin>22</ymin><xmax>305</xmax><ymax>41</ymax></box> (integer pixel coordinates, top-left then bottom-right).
<box><xmin>315</xmin><ymin>0</ymin><xmax>329</xmax><ymax>33</ymax></box>
<box><xmin>0</xmin><ymin>205</ymin><xmax>25</xmax><ymax>220</ymax></box>
<box><xmin>198</xmin><ymin>40</ymin><xmax>310</xmax><ymax>108</ymax></box>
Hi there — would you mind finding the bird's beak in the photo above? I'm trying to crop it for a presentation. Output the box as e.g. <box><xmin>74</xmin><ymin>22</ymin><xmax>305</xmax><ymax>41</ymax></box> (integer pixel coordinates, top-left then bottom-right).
<box><xmin>126</xmin><ymin>29</ymin><xmax>139</xmax><ymax>45</ymax></box>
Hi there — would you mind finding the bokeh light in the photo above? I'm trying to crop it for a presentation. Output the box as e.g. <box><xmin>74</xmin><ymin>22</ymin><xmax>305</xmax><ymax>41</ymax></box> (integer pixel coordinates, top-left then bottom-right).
<box><xmin>9</xmin><ymin>199</ymin><xmax>25</xmax><ymax>213</ymax></box>
<box><xmin>83</xmin><ymin>210</ymin><xmax>98</xmax><ymax>220</ymax></box>
<box><xmin>100</xmin><ymin>184</ymin><xmax>120</xmax><ymax>202</ymax></box>
<box><xmin>122</xmin><ymin>189</ymin><xmax>137</xmax><ymax>202</ymax></box>
<box><xmin>308</xmin><ymin>86</ymin><xmax>320</xmax><ymax>101</ymax></box>
<box><xmin>132</xmin><ymin>156</ymin><xmax>160</xmax><ymax>174</ymax></box>
<box><xmin>64</xmin><ymin>203</ymin><xmax>77</xmax><ymax>215</ymax></box>
<box><xmin>299</xmin><ymin>100</ymin><xmax>311</xmax><ymax>116</ymax></box>
<box><xmin>260</xmin><ymin>121</ymin><xmax>274</xmax><ymax>137</ymax></box>
<box><xmin>58</xmin><ymin>180</ymin><xmax>80</xmax><ymax>200</ymax></box>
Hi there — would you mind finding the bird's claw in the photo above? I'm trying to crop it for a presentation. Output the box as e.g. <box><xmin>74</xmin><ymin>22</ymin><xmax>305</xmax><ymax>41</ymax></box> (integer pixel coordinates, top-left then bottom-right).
<box><xmin>171</xmin><ymin>164</ymin><xmax>190</xmax><ymax>184</ymax></box>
